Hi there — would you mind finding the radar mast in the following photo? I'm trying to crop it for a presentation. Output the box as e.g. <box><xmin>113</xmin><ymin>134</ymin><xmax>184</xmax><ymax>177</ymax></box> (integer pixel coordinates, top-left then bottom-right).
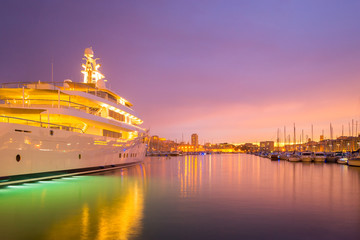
<box><xmin>81</xmin><ymin>47</ymin><xmax>105</xmax><ymax>84</ymax></box>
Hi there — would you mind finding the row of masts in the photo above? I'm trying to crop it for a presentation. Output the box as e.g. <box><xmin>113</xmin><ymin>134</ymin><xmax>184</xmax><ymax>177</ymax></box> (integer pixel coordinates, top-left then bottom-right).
<box><xmin>276</xmin><ymin>120</ymin><xmax>359</xmax><ymax>149</ymax></box>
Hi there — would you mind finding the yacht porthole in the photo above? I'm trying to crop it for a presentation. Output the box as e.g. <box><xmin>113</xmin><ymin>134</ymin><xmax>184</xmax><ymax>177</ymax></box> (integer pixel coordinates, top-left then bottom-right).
<box><xmin>16</xmin><ymin>154</ymin><xmax>21</xmax><ymax>162</ymax></box>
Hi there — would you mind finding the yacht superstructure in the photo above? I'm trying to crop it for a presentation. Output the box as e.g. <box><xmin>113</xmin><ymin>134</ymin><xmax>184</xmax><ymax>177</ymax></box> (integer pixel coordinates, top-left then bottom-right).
<box><xmin>0</xmin><ymin>48</ymin><xmax>147</xmax><ymax>185</ymax></box>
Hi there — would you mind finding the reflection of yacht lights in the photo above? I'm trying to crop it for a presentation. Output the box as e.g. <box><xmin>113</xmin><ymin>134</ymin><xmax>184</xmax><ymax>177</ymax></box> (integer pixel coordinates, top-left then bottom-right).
<box><xmin>7</xmin><ymin>185</ymin><xmax>26</xmax><ymax>189</ymax></box>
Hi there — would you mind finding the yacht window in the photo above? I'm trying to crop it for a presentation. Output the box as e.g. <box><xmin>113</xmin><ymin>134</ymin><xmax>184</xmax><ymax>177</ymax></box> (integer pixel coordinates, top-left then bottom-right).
<box><xmin>103</xmin><ymin>129</ymin><xmax>122</xmax><ymax>138</ymax></box>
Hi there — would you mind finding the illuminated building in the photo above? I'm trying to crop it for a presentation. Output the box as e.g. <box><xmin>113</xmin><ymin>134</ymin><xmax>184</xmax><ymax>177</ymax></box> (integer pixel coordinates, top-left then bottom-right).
<box><xmin>237</xmin><ymin>143</ymin><xmax>259</xmax><ymax>153</ymax></box>
<box><xmin>191</xmin><ymin>133</ymin><xmax>199</xmax><ymax>149</ymax></box>
<box><xmin>260</xmin><ymin>141</ymin><xmax>274</xmax><ymax>152</ymax></box>
<box><xmin>148</xmin><ymin>136</ymin><xmax>177</xmax><ymax>151</ymax></box>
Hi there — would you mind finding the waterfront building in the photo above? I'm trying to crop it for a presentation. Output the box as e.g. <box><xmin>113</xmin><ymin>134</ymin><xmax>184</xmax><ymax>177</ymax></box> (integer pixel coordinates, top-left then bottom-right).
<box><xmin>260</xmin><ymin>141</ymin><xmax>274</xmax><ymax>152</ymax></box>
<box><xmin>237</xmin><ymin>143</ymin><xmax>259</xmax><ymax>153</ymax></box>
<box><xmin>178</xmin><ymin>143</ymin><xmax>196</xmax><ymax>153</ymax></box>
<box><xmin>191</xmin><ymin>133</ymin><xmax>199</xmax><ymax>149</ymax></box>
<box><xmin>148</xmin><ymin>135</ymin><xmax>177</xmax><ymax>152</ymax></box>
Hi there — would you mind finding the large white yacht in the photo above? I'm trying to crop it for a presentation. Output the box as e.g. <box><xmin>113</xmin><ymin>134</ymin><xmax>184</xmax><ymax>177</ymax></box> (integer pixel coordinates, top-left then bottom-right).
<box><xmin>0</xmin><ymin>48</ymin><xmax>147</xmax><ymax>185</ymax></box>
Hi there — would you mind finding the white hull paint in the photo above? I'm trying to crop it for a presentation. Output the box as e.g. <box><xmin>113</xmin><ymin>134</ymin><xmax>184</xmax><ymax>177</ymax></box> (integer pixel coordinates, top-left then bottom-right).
<box><xmin>301</xmin><ymin>156</ymin><xmax>312</xmax><ymax>162</ymax></box>
<box><xmin>288</xmin><ymin>157</ymin><xmax>301</xmax><ymax>162</ymax></box>
<box><xmin>337</xmin><ymin>158</ymin><xmax>348</xmax><ymax>164</ymax></box>
<box><xmin>348</xmin><ymin>158</ymin><xmax>360</xmax><ymax>167</ymax></box>
<box><xmin>0</xmin><ymin>122</ymin><xmax>146</xmax><ymax>179</ymax></box>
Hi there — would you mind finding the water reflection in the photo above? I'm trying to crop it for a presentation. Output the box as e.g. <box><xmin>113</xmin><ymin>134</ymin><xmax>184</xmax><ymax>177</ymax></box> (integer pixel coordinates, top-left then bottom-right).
<box><xmin>0</xmin><ymin>166</ymin><xmax>146</xmax><ymax>240</ymax></box>
<box><xmin>1</xmin><ymin>155</ymin><xmax>360</xmax><ymax>239</ymax></box>
<box><xmin>142</xmin><ymin>154</ymin><xmax>360</xmax><ymax>239</ymax></box>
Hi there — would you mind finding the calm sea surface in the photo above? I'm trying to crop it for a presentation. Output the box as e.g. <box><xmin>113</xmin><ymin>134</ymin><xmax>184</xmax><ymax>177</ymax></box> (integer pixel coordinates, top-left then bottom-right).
<box><xmin>1</xmin><ymin>154</ymin><xmax>360</xmax><ymax>240</ymax></box>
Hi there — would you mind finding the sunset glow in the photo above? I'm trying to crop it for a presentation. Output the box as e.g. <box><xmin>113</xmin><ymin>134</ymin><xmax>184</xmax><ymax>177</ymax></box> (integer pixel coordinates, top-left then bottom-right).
<box><xmin>1</xmin><ymin>0</ymin><xmax>360</xmax><ymax>143</ymax></box>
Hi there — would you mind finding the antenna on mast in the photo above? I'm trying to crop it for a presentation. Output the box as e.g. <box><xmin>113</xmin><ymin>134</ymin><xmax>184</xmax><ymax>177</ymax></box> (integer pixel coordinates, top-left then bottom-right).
<box><xmin>51</xmin><ymin>58</ymin><xmax>54</xmax><ymax>83</ymax></box>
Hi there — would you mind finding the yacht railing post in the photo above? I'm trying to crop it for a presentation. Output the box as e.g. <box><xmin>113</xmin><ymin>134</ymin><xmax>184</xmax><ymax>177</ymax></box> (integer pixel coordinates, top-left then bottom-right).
<box><xmin>22</xmin><ymin>87</ymin><xmax>25</xmax><ymax>107</ymax></box>
<box><xmin>47</xmin><ymin>110</ymin><xmax>50</xmax><ymax>128</ymax></box>
<box><xmin>58</xmin><ymin>90</ymin><xmax>60</xmax><ymax>109</ymax></box>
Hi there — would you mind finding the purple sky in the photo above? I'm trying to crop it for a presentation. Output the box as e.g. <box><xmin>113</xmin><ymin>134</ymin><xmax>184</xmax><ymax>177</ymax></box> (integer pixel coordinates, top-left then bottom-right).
<box><xmin>1</xmin><ymin>0</ymin><xmax>360</xmax><ymax>143</ymax></box>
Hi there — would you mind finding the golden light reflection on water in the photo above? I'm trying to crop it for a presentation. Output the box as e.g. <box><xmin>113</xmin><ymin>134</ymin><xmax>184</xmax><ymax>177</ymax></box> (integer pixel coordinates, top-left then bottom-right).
<box><xmin>81</xmin><ymin>204</ymin><xmax>89</xmax><ymax>240</ymax></box>
<box><xmin>167</xmin><ymin>153</ymin><xmax>360</xmax><ymax>213</ymax></box>
<box><xmin>178</xmin><ymin>155</ymin><xmax>202</xmax><ymax>198</ymax></box>
<box><xmin>0</xmin><ymin>166</ymin><xmax>146</xmax><ymax>240</ymax></box>
<box><xmin>45</xmin><ymin>172</ymin><xmax>144</xmax><ymax>240</ymax></box>
<box><xmin>95</xmin><ymin>183</ymin><xmax>143</xmax><ymax>240</ymax></box>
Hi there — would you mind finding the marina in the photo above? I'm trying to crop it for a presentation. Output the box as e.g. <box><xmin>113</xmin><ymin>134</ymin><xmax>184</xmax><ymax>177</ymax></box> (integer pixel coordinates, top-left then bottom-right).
<box><xmin>255</xmin><ymin>150</ymin><xmax>360</xmax><ymax>167</ymax></box>
<box><xmin>2</xmin><ymin>1</ymin><xmax>360</xmax><ymax>239</ymax></box>
<box><xmin>1</xmin><ymin>154</ymin><xmax>359</xmax><ymax>239</ymax></box>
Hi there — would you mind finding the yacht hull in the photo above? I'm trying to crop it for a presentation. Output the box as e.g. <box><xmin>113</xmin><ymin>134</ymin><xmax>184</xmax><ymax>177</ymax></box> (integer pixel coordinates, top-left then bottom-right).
<box><xmin>313</xmin><ymin>157</ymin><xmax>326</xmax><ymax>162</ymax></box>
<box><xmin>0</xmin><ymin>123</ymin><xmax>146</xmax><ymax>185</ymax></box>
<box><xmin>337</xmin><ymin>158</ymin><xmax>348</xmax><ymax>164</ymax></box>
<box><xmin>288</xmin><ymin>157</ymin><xmax>301</xmax><ymax>162</ymax></box>
<box><xmin>348</xmin><ymin>158</ymin><xmax>360</xmax><ymax>167</ymax></box>
<box><xmin>301</xmin><ymin>156</ymin><xmax>312</xmax><ymax>162</ymax></box>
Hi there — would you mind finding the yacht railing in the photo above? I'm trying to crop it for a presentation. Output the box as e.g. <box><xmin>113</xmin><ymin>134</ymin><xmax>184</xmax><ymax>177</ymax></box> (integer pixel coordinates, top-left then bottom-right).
<box><xmin>0</xmin><ymin>115</ymin><xmax>84</xmax><ymax>133</ymax></box>
<box><xmin>0</xmin><ymin>82</ymin><xmax>65</xmax><ymax>90</ymax></box>
<box><xmin>0</xmin><ymin>81</ymin><xmax>131</xmax><ymax>107</ymax></box>
<box><xmin>0</xmin><ymin>98</ymin><xmax>102</xmax><ymax>116</ymax></box>
<box><xmin>0</xmin><ymin>98</ymin><xmax>137</xmax><ymax>125</ymax></box>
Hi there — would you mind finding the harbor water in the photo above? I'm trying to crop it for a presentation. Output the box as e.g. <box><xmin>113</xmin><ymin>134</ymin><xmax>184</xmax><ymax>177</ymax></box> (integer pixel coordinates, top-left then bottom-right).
<box><xmin>1</xmin><ymin>154</ymin><xmax>360</xmax><ymax>240</ymax></box>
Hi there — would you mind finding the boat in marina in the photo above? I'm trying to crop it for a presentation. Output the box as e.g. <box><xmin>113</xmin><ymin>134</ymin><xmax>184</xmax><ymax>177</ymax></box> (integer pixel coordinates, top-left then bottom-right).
<box><xmin>300</xmin><ymin>151</ymin><xmax>313</xmax><ymax>162</ymax></box>
<box><xmin>348</xmin><ymin>156</ymin><xmax>360</xmax><ymax>167</ymax></box>
<box><xmin>288</xmin><ymin>152</ymin><xmax>301</xmax><ymax>162</ymax></box>
<box><xmin>326</xmin><ymin>152</ymin><xmax>338</xmax><ymax>163</ymax></box>
<box><xmin>313</xmin><ymin>152</ymin><xmax>326</xmax><ymax>162</ymax></box>
<box><xmin>270</xmin><ymin>152</ymin><xmax>280</xmax><ymax>160</ymax></box>
<box><xmin>279</xmin><ymin>152</ymin><xmax>289</xmax><ymax>160</ymax></box>
<box><xmin>0</xmin><ymin>48</ymin><xmax>147</xmax><ymax>186</ymax></box>
<box><xmin>260</xmin><ymin>152</ymin><xmax>269</xmax><ymax>158</ymax></box>
<box><xmin>337</xmin><ymin>156</ymin><xmax>348</xmax><ymax>164</ymax></box>
<box><xmin>327</xmin><ymin>151</ymin><xmax>346</xmax><ymax>163</ymax></box>
<box><xmin>169</xmin><ymin>151</ymin><xmax>183</xmax><ymax>156</ymax></box>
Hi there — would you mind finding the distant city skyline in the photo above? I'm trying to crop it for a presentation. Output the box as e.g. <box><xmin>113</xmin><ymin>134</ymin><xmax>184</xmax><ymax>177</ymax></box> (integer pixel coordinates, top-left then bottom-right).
<box><xmin>1</xmin><ymin>0</ymin><xmax>360</xmax><ymax>143</ymax></box>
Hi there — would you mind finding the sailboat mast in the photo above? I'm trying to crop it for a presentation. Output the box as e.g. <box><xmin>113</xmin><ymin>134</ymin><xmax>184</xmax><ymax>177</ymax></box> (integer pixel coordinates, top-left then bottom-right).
<box><xmin>356</xmin><ymin>121</ymin><xmax>358</xmax><ymax>137</ymax></box>
<box><xmin>284</xmin><ymin>126</ymin><xmax>286</xmax><ymax>152</ymax></box>
<box><xmin>311</xmin><ymin>124</ymin><xmax>314</xmax><ymax>141</ymax></box>
<box><xmin>293</xmin><ymin>123</ymin><xmax>296</xmax><ymax>151</ymax></box>
<box><xmin>277</xmin><ymin>128</ymin><xmax>280</xmax><ymax>152</ymax></box>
